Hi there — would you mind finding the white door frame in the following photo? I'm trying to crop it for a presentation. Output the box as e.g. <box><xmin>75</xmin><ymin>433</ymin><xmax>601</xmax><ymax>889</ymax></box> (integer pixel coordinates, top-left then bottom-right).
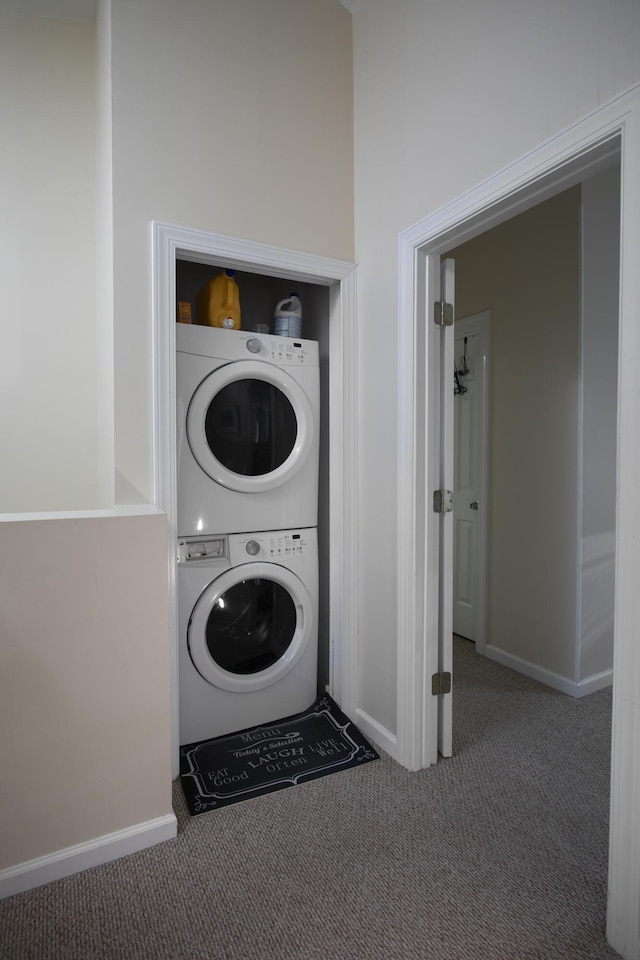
<box><xmin>453</xmin><ymin>311</ymin><xmax>491</xmax><ymax>655</ymax></box>
<box><xmin>151</xmin><ymin>223</ymin><xmax>358</xmax><ymax>779</ymax></box>
<box><xmin>396</xmin><ymin>82</ymin><xmax>640</xmax><ymax>958</ymax></box>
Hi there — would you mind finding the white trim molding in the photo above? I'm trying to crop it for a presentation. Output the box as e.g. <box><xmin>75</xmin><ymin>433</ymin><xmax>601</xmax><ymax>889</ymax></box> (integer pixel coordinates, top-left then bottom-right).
<box><xmin>484</xmin><ymin>646</ymin><xmax>613</xmax><ymax>699</ymax></box>
<box><xmin>151</xmin><ymin>223</ymin><xmax>359</xmax><ymax>779</ymax></box>
<box><xmin>327</xmin><ymin>267</ymin><xmax>360</xmax><ymax>716</ymax></box>
<box><xmin>356</xmin><ymin>708</ymin><xmax>397</xmax><ymax>759</ymax></box>
<box><xmin>0</xmin><ymin>814</ymin><xmax>177</xmax><ymax>900</ymax></box>
<box><xmin>396</xmin><ymin>81</ymin><xmax>640</xmax><ymax>960</ymax></box>
<box><xmin>578</xmin><ymin>669</ymin><xmax>614</xmax><ymax>698</ymax></box>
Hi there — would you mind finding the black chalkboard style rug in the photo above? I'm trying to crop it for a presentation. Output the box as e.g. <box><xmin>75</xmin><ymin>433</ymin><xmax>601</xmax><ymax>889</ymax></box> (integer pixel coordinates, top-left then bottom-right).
<box><xmin>179</xmin><ymin>694</ymin><xmax>379</xmax><ymax>816</ymax></box>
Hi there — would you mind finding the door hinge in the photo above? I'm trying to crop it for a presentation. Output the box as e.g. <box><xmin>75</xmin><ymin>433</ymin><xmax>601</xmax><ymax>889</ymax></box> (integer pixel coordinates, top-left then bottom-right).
<box><xmin>434</xmin><ymin>300</ymin><xmax>454</xmax><ymax>327</ymax></box>
<box><xmin>432</xmin><ymin>672</ymin><xmax>452</xmax><ymax>696</ymax></box>
<box><xmin>433</xmin><ymin>489</ymin><xmax>453</xmax><ymax>513</ymax></box>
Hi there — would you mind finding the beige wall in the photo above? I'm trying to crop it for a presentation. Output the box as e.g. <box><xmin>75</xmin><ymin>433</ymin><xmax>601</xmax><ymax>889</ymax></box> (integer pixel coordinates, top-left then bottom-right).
<box><xmin>0</xmin><ymin>14</ymin><xmax>100</xmax><ymax>512</ymax></box>
<box><xmin>445</xmin><ymin>189</ymin><xmax>581</xmax><ymax>680</ymax></box>
<box><xmin>352</xmin><ymin>0</ymin><xmax>640</xmax><ymax>734</ymax></box>
<box><xmin>0</xmin><ymin>514</ymin><xmax>172</xmax><ymax>871</ymax></box>
<box><xmin>110</xmin><ymin>0</ymin><xmax>354</xmax><ymax>499</ymax></box>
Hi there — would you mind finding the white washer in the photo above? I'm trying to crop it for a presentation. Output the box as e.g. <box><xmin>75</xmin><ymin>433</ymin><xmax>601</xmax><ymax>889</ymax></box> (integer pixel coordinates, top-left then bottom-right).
<box><xmin>176</xmin><ymin>324</ymin><xmax>320</xmax><ymax>537</ymax></box>
<box><xmin>178</xmin><ymin>526</ymin><xmax>318</xmax><ymax>746</ymax></box>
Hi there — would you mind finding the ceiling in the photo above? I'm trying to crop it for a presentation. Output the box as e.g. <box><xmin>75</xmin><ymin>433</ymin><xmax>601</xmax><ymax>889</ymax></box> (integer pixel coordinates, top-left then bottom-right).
<box><xmin>0</xmin><ymin>0</ymin><xmax>96</xmax><ymax>18</ymax></box>
<box><xmin>0</xmin><ymin>0</ymin><xmax>362</xmax><ymax>19</ymax></box>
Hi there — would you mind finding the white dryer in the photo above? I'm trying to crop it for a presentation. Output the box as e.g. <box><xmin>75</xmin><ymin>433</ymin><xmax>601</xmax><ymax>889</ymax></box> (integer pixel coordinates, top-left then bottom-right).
<box><xmin>178</xmin><ymin>526</ymin><xmax>318</xmax><ymax>746</ymax></box>
<box><xmin>176</xmin><ymin>324</ymin><xmax>320</xmax><ymax>537</ymax></box>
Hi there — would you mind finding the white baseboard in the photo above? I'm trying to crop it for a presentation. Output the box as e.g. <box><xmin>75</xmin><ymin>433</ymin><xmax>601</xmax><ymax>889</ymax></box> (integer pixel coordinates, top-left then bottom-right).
<box><xmin>577</xmin><ymin>668</ymin><xmax>614</xmax><ymax>697</ymax></box>
<box><xmin>0</xmin><ymin>813</ymin><xmax>177</xmax><ymax>900</ymax></box>
<box><xmin>484</xmin><ymin>645</ymin><xmax>613</xmax><ymax>698</ymax></box>
<box><xmin>356</xmin><ymin>707</ymin><xmax>397</xmax><ymax>759</ymax></box>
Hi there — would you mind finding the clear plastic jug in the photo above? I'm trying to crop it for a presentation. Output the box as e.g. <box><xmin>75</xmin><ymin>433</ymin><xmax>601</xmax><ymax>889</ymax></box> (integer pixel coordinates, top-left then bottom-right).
<box><xmin>274</xmin><ymin>292</ymin><xmax>302</xmax><ymax>338</ymax></box>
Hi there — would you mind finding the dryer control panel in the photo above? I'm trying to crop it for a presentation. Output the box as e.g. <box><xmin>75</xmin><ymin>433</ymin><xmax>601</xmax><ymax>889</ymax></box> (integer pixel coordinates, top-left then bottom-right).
<box><xmin>176</xmin><ymin>322</ymin><xmax>319</xmax><ymax>367</ymax></box>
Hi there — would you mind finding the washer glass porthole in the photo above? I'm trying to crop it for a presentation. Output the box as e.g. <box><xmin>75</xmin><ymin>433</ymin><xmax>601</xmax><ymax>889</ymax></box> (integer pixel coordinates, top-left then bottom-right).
<box><xmin>205</xmin><ymin>577</ymin><xmax>297</xmax><ymax>674</ymax></box>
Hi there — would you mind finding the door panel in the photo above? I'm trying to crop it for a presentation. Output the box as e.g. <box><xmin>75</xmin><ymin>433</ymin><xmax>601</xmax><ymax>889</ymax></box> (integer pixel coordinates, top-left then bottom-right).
<box><xmin>452</xmin><ymin>313</ymin><xmax>491</xmax><ymax>650</ymax></box>
<box><xmin>437</xmin><ymin>259</ymin><xmax>455</xmax><ymax>759</ymax></box>
<box><xmin>455</xmin><ymin>520</ymin><xmax>474</xmax><ymax>602</ymax></box>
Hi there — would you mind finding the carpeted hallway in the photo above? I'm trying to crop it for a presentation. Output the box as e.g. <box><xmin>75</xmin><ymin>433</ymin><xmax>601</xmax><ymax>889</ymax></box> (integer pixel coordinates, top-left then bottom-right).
<box><xmin>0</xmin><ymin>637</ymin><xmax>619</xmax><ymax>959</ymax></box>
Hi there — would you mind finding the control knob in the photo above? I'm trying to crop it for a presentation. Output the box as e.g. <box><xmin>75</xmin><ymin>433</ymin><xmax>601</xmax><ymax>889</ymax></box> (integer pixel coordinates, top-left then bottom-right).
<box><xmin>246</xmin><ymin>338</ymin><xmax>262</xmax><ymax>354</ymax></box>
<box><xmin>245</xmin><ymin>540</ymin><xmax>260</xmax><ymax>556</ymax></box>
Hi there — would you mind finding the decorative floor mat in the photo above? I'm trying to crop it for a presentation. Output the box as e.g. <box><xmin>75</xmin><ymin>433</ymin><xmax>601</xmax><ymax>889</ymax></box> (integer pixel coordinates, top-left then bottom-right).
<box><xmin>179</xmin><ymin>694</ymin><xmax>379</xmax><ymax>815</ymax></box>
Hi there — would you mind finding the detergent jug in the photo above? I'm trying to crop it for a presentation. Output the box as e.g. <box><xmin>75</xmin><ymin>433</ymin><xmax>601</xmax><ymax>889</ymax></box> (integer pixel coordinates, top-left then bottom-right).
<box><xmin>196</xmin><ymin>269</ymin><xmax>241</xmax><ymax>329</ymax></box>
<box><xmin>274</xmin><ymin>292</ymin><xmax>302</xmax><ymax>338</ymax></box>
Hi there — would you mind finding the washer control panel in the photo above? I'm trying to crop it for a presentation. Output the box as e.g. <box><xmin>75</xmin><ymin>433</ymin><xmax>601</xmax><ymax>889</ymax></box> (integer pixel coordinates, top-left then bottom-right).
<box><xmin>231</xmin><ymin>528</ymin><xmax>314</xmax><ymax>563</ymax></box>
<box><xmin>177</xmin><ymin>535</ymin><xmax>227</xmax><ymax>564</ymax></box>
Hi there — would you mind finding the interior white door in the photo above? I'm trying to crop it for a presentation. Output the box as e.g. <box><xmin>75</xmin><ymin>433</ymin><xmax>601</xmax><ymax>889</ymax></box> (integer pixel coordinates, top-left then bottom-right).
<box><xmin>453</xmin><ymin>313</ymin><xmax>491</xmax><ymax>650</ymax></box>
<box><xmin>437</xmin><ymin>258</ymin><xmax>455</xmax><ymax>758</ymax></box>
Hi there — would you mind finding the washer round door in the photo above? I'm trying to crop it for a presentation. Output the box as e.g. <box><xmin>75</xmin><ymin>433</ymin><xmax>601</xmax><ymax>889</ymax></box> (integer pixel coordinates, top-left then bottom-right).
<box><xmin>186</xmin><ymin>360</ymin><xmax>315</xmax><ymax>493</ymax></box>
<box><xmin>188</xmin><ymin>562</ymin><xmax>313</xmax><ymax>693</ymax></box>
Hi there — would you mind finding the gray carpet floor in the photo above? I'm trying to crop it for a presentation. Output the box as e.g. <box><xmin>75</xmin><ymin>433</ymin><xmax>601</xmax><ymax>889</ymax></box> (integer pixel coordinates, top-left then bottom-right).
<box><xmin>0</xmin><ymin>638</ymin><xmax>620</xmax><ymax>959</ymax></box>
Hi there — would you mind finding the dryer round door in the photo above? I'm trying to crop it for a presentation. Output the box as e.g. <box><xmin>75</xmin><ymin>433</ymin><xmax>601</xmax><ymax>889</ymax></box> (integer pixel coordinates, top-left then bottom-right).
<box><xmin>186</xmin><ymin>360</ymin><xmax>315</xmax><ymax>493</ymax></box>
<box><xmin>188</xmin><ymin>562</ymin><xmax>313</xmax><ymax>693</ymax></box>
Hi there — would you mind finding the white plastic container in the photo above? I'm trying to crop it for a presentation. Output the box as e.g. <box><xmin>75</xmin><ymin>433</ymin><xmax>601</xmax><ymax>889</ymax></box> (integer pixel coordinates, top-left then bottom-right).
<box><xmin>274</xmin><ymin>292</ymin><xmax>302</xmax><ymax>338</ymax></box>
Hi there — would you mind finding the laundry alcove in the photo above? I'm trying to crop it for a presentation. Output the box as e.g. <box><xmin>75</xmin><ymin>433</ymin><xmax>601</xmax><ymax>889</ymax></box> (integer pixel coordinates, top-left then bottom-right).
<box><xmin>152</xmin><ymin>223</ymin><xmax>359</xmax><ymax>776</ymax></box>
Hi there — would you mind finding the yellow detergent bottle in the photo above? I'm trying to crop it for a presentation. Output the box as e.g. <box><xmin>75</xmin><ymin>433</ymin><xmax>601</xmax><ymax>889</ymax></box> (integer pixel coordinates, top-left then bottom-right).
<box><xmin>196</xmin><ymin>269</ymin><xmax>241</xmax><ymax>329</ymax></box>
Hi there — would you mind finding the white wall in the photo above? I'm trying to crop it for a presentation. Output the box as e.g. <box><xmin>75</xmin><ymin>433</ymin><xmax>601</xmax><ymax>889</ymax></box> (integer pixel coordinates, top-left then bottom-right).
<box><xmin>95</xmin><ymin>0</ymin><xmax>115</xmax><ymax>507</ymax></box>
<box><xmin>109</xmin><ymin>0</ymin><xmax>354</xmax><ymax>500</ymax></box>
<box><xmin>0</xmin><ymin>13</ymin><xmax>100</xmax><ymax>512</ymax></box>
<box><xmin>579</xmin><ymin>165</ymin><xmax>620</xmax><ymax>681</ymax></box>
<box><xmin>5</xmin><ymin>0</ymin><xmax>634</xmax><ymax>898</ymax></box>
<box><xmin>445</xmin><ymin>188</ymin><xmax>581</xmax><ymax>681</ymax></box>
<box><xmin>0</xmin><ymin>0</ymin><xmax>354</xmax><ymax>889</ymax></box>
<box><xmin>352</xmin><ymin>0</ymin><xmax>640</xmax><ymax>736</ymax></box>
<box><xmin>0</xmin><ymin>6</ymin><xmax>175</xmax><ymax>891</ymax></box>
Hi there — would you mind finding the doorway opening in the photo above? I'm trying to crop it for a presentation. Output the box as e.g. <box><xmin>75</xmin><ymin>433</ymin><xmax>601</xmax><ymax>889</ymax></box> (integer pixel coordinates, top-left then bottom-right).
<box><xmin>396</xmin><ymin>131</ymin><xmax>624</xmax><ymax>771</ymax></box>
<box><xmin>445</xmin><ymin>169</ymin><xmax>619</xmax><ymax>697</ymax></box>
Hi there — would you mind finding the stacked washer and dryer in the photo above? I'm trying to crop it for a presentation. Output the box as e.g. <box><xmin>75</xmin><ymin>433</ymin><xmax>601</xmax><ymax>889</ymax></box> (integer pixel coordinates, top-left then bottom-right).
<box><xmin>175</xmin><ymin>322</ymin><xmax>320</xmax><ymax>746</ymax></box>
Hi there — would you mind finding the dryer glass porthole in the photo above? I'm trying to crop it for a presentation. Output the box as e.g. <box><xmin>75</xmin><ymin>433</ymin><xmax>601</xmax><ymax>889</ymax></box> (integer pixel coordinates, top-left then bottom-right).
<box><xmin>206</xmin><ymin>577</ymin><xmax>296</xmax><ymax>674</ymax></box>
<box><xmin>205</xmin><ymin>379</ymin><xmax>297</xmax><ymax>477</ymax></box>
<box><xmin>186</xmin><ymin>360</ymin><xmax>315</xmax><ymax>494</ymax></box>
